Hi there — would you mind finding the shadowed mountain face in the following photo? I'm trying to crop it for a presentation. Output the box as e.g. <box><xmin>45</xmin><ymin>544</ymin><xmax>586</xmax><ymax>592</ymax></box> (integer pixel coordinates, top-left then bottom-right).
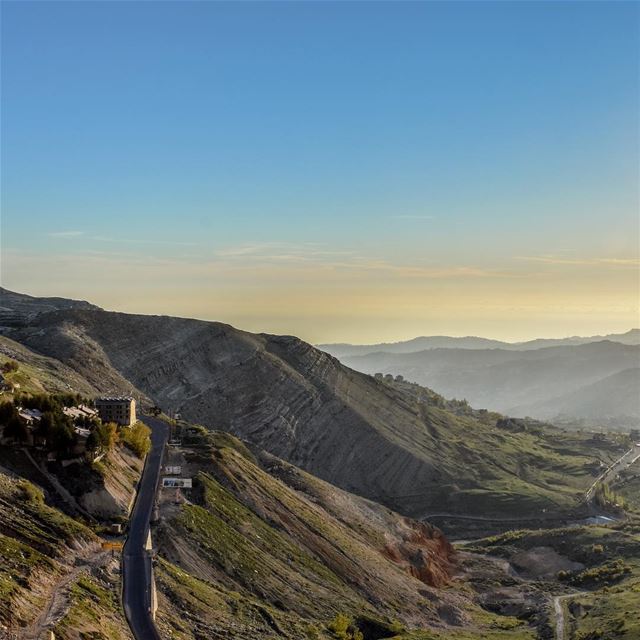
<box><xmin>330</xmin><ymin>342</ymin><xmax>640</xmax><ymax>426</ymax></box>
<box><xmin>0</xmin><ymin>289</ymin><xmax>621</xmax><ymax>520</ymax></box>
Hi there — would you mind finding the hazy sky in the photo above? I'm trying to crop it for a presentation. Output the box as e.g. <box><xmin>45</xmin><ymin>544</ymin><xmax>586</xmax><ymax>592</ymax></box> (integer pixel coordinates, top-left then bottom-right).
<box><xmin>1</xmin><ymin>1</ymin><xmax>638</xmax><ymax>343</ymax></box>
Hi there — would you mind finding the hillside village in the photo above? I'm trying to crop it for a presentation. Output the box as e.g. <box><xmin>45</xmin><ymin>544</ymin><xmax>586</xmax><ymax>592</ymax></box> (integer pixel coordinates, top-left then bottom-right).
<box><xmin>0</xmin><ymin>361</ymin><xmax>138</xmax><ymax>462</ymax></box>
<box><xmin>0</xmin><ymin>357</ymin><xmax>152</xmax><ymax>516</ymax></box>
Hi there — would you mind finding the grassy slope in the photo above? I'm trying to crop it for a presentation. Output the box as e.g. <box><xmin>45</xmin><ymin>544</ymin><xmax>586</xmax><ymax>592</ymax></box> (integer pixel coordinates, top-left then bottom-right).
<box><xmin>612</xmin><ymin>458</ymin><xmax>640</xmax><ymax>514</ymax></box>
<box><xmin>368</xmin><ymin>381</ymin><xmax>628</xmax><ymax>519</ymax></box>
<box><xmin>154</xmin><ymin>430</ymin><xmax>538</xmax><ymax>640</ymax></box>
<box><xmin>53</xmin><ymin>573</ymin><xmax>133</xmax><ymax>640</ymax></box>
<box><xmin>0</xmin><ymin>335</ymin><xmax>96</xmax><ymax>396</ymax></box>
<box><xmin>0</xmin><ymin>457</ymin><xmax>137</xmax><ymax>639</ymax></box>
<box><xmin>0</xmin><ymin>470</ymin><xmax>94</xmax><ymax>626</ymax></box>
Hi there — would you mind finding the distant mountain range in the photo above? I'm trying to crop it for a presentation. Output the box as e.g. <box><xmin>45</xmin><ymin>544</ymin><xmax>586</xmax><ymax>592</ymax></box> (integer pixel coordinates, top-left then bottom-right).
<box><xmin>319</xmin><ymin>329</ymin><xmax>640</xmax><ymax>359</ymax></box>
<box><xmin>319</xmin><ymin>334</ymin><xmax>640</xmax><ymax>427</ymax></box>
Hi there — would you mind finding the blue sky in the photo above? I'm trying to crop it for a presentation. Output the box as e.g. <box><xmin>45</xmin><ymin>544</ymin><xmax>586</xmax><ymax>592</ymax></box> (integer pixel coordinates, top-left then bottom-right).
<box><xmin>1</xmin><ymin>1</ymin><xmax>638</xmax><ymax>342</ymax></box>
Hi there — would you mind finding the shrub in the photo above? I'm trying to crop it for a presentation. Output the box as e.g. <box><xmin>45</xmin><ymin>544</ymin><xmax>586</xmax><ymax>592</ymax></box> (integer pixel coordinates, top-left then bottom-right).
<box><xmin>568</xmin><ymin>559</ymin><xmax>631</xmax><ymax>587</ymax></box>
<box><xmin>96</xmin><ymin>422</ymin><xmax>118</xmax><ymax>451</ymax></box>
<box><xmin>120</xmin><ymin>422</ymin><xmax>151</xmax><ymax>458</ymax></box>
<box><xmin>2</xmin><ymin>360</ymin><xmax>19</xmax><ymax>373</ymax></box>
<box><xmin>18</xmin><ymin>479</ymin><xmax>44</xmax><ymax>503</ymax></box>
<box><xmin>328</xmin><ymin>614</ymin><xmax>363</xmax><ymax>640</ymax></box>
<box><xmin>305</xmin><ymin>624</ymin><xmax>322</xmax><ymax>640</ymax></box>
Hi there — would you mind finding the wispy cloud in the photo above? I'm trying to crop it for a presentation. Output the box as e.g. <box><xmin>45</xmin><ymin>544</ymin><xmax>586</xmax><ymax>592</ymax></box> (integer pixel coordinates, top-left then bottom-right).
<box><xmin>48</xmin><ymin>230</ymin><xmax>84</xmax><ymax>238</ymax></box>
<box><xmin>212</xmin><ymin>243</ymin><xmax>521</xmax><ymax>279</ymax></box>
<box><xmin>6</xmin><ymin>243</ymin><xmax>520</xmax><ymax>283</ymax></box>
<box><xmin>90</xmin><ymin>235</ymin><xmax>200</xmax><ymax>247</ymax></box>
<box><xmin>516</xmin><ymin>255</ymin><xmax>640</xmax><ymax>267</ymax></box>
<box><xmin>598</xmin><ymin>258</ymin><xmax>640</xmax><ymax>266</ymax></box>
<box><xmin>216</xmin><ymin>242</ymin><xmax>355</xmax><ymax>263</ymax></box>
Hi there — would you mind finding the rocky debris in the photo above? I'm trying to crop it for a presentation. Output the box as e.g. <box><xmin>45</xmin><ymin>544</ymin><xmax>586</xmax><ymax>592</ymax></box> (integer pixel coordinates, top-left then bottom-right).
<box><xmin>510</xmin><ymin>546</ymin><xmax>585</xmax><ymax>580</ymax></box>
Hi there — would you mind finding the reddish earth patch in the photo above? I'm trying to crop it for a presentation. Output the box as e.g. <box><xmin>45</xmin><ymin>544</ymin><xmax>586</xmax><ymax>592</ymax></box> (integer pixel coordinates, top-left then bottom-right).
<box><xmin>381</xmin><ymin>518</ymin><xmax>456</xmax><ymax>587</ymax></box>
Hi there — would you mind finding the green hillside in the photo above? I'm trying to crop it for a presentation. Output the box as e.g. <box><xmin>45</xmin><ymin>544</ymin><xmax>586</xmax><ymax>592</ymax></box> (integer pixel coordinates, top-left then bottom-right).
<box><xmin>0</xmin><ymin>468</ymin><xmax>134</xmax><ymax>640</ymax></box>
<box><xmin>153</xmin><ymin>429</ymin><xmax>539</xmax><ymax>639</ymax></box>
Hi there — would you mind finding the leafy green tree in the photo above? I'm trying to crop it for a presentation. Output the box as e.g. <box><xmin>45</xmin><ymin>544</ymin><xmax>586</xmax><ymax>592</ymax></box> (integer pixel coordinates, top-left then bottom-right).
<box><xmin>86</xmin><ymin>430</ymin><xmax>100</xmax><ymax>454</ymax></box>
<box><xmin>0</xmin><ymin>401</ymin><xmax>18</xmax><ymax>425</ymax></box>
<box><xmin>35</xmin><ymin>411</ymin><xmax>55</xmax><ymax>443</ymax></box>
<box><xmin>4</xmin><ymin>416</ymin><xmax>29</xmax><ymax>443</ymax></box>
<box><xmin>52</xmin><ymin>392</ymin><xmax>83</xmax><ymax>408</ymax></box>
<box><xmin>50</xmin><ymin>423</ymin><xmax>75</xmax><ymax>455</ymax></box>
<box><xmin>120</xmin><ymin>422</ymin><xmax>151</xmax><ymax>458</ymax></box>
<box><xmin>96</xmin><ymin>422</ymin><xmax>118</xmax><ymax>451</ymax></box>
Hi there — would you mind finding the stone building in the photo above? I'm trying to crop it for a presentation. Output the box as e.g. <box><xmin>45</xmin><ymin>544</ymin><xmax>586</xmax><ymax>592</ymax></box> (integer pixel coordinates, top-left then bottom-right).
<box><xmin>94</xmin><ymin>396</ymin><xmax>136</xmax><ymax>426</ymax></box>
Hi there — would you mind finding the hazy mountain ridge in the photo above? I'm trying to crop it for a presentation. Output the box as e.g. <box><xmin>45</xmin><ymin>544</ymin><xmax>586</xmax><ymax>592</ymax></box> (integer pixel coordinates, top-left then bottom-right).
<box><xmin>319</xmin><ymin>329</ymin><xmax>640</xmax><ymax>358</ymax></box>
<box><xmin>333</xmin><ymin>341</ymin><xmax>640</xmax><ymax>426</ymax></box>
<box><xmin>510</xmin><ymin>367</ymin><xmax>640</xmax><ymax>425</ymax></box>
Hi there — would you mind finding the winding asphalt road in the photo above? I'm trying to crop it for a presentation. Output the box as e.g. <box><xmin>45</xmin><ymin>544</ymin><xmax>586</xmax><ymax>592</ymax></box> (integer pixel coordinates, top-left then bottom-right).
<box><xmin>123</xmin><ymin>415</ymin><xmax>169</xmax><ymax>640</ymax></box>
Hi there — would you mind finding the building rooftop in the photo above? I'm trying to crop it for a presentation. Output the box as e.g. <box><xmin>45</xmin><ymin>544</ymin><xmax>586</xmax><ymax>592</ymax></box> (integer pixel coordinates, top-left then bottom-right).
<box><xmin>63</xmin><ymin>405</ymin><xmax>98</xmax><ymax>419</ymax></box>
<box><xmin>18</xmin><ymin>408</ymin><xmax>42</xmax><ymax>421</ymax></box>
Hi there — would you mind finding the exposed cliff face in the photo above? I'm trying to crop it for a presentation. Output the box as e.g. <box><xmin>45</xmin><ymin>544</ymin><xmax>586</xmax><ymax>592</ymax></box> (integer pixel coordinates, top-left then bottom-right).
<box><xmin>1</xmin><ymin>292</ymin><xmax>613</xmax><ymax>520</ymax></box>
<box><xmin>53</xmin><ymin>446</ymin><xmax>144</xmax><ymax>520</ymax></box>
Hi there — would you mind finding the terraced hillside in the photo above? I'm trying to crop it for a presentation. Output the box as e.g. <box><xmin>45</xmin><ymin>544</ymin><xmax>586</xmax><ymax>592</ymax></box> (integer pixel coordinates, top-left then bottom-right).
<box><xmin>0</xmin><ymin>289</ymin><xmax>625</xmax><ymax>522</ymax></box>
